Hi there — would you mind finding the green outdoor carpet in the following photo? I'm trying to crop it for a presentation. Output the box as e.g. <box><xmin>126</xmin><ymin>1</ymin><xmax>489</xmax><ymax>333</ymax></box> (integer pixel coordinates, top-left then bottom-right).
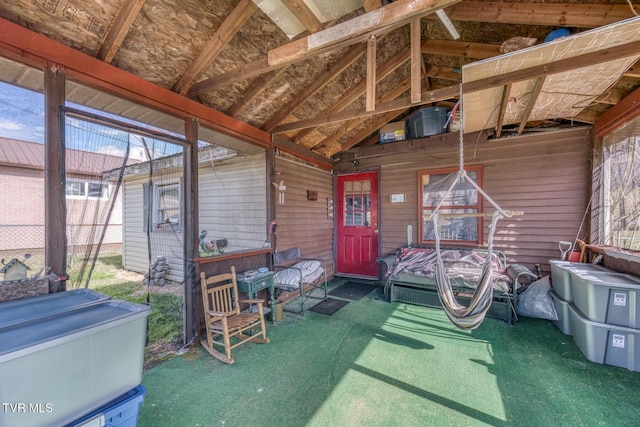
<box><xmin>140</xmin><ymin>284</ymin><xmax>640</xmax><ymax>427</ymax></box>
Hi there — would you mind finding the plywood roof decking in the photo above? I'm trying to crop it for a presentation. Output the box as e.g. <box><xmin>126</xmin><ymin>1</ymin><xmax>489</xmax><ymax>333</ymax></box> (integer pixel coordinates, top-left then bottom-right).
<box><xmin>0</xmin><ymin>1</ymin><xmax>639</xmax><ymax>162</ymax></box>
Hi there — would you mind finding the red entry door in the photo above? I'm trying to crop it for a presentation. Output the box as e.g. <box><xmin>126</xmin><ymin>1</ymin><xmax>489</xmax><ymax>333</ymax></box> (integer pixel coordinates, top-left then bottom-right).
<box><xmin>336</xmin><ymin>172</ymin><xmax>379</xmax><ymax>278</ymax></box>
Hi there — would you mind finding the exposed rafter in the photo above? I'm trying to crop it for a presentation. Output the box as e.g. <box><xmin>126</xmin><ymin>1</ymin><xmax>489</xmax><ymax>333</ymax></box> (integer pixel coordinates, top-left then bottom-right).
<box><xmin>225</xmin><ymin>67</ymin><xmax>288</xmax><ymax>117</ymax></box>
<box><xmin>361</xmin><ymin>0</ymin><xmax>383</xmax><ymax>13</ymax></box>
<box><xmin>421</xmin><ymin>39</ymin><xmax>500</xmax><ymax>59</ymax></box>
<box><xmin>97</xmin><ymin>0</ymin><xmax>146</xmax><ymax>63</ymax></box>
<box><xmin>267</xmin><ymin>0</ymin><xmax>462</xmax><ymax>66</ymax></box>
<box><xmin>262</xmin><ymin>44</ymin><xmax>366</xmax><ymax>132</ymax></box>
<box><xmin>517</xmin><ymin>76</ymin><xmax>546</xmax><ymax>135</ymax></box>
<box><xmin>273</xmin><ymin>38</ymin><xmax>640</xmax><ymax>134</ymax></box>
<box><xmin>495</xmin><ymin>83</ymin><xmax>513</xmax><ymax>138</ymax></box>
<box><xmin>282</xmin><ymin>0</ymin><xmax>324</xmax><ymax>33</ymax></box>
<box><xmin>410</xmin><ymin>18</ymin><xmax>422</xmax><ymax>103</ymax></box>
<box><xmin>317</xmin><ymin>77</ymin><xmax>412</xmax><ymax>155</ymax></box>
<box><xmin>446</xmin><ymin>2</ymin><xmax>636</xmax><ymax>27</ymax></box>
<box><xmin>293</xmin><ymin>44</ymin><xmax>410</xmax><ymax>144</ymax></box>
<box><xmin>173</xmin><ymin>0</ymin><xmax>257</xmax><ymax>95</ymax></box>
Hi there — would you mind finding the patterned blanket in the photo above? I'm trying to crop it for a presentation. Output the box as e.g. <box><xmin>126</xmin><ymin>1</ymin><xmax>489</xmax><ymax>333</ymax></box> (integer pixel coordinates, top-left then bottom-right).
<box><xmin>386</xmin><ymin>247</ymin><xmax>512</xmax><ymax>293</ymax></box>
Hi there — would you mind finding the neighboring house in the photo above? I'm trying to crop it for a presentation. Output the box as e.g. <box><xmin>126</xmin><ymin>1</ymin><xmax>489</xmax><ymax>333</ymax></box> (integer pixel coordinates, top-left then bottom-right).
<box><xmin>120</xmin><ymin>148</ymin><xmax>267</xmax><ymax>283</ymax></box>
<box><xmin>0</xmin><ymin>136</ymin><xmax>129</xmax><ymax>253</ymax></box>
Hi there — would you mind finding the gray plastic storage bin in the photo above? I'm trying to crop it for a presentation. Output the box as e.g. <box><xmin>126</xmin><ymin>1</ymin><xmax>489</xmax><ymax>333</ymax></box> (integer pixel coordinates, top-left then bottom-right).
<box><xmin>570</xmin><ymin>270</ymin><xmax>640</xmax><ymax>327</ymax></box>
<box><xmin>569</xmin><ymin>303</ymin><xmax>640</xmax><ymax>371</ymax></box>
<box><xmin>0</xmin><ymin>300</ymin><xmax>150</xmax><ymax>427</ymax></box>
<box><xmin>407</xmin><ymin>107</ymin><xmax>449</xmax><ymax>138</ymax></box>
<box><xmin>549</xmin><ymin>290</ymin><xmax>571</xmax><ymax>335</ymax></box>
<box><xmin>0</xmin><ymin>289</ymin><xmax>110</xmax><ymax>330</ymax></box>
<box><xmin>549</xmin><ymin>260</ymin><xmax>608</xmax><ymax>302</ymax></box>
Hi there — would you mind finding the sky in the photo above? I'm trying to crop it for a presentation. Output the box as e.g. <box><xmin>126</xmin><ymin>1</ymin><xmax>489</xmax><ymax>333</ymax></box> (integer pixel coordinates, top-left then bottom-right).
<box><xmin>0</xmin><ymin>82</ymin><xmax>45</xmax><ymax>143</ymax></box>
<box><xmin>0</xmin><ymin>81</ymin><xmax>185</xmax><ymax>160</ymax></box>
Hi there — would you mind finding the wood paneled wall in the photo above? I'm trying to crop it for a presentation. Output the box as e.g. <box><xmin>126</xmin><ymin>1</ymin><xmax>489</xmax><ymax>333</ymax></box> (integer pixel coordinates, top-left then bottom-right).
<box><xmin>274</xmin><ymin>156</ymin><xmax>335</xmax><ymax>277</ymax></box>
<box><xmin>334</xmin><ymin>127</ymin><xmax>593</xmax><ymax>275</ymax></box>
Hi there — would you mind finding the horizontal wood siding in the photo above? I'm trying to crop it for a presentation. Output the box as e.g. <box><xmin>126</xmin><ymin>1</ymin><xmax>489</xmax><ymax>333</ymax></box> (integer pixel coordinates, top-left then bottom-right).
<box><xmin>198</xmin><ymin>152</ymin><xmax>267</xmax><ymax>250</ymax></box>
<box><xmin>334</xmin><ymin>127</ymin><xmax>592</xmax><ymax>275</ymax></box>
<box><xmin>275</xmin><ymin>156</ymin><xmax>335</xmax><ymax>277</ymax></box>
<box><xmin>123</xmin><ymin>153</ymin><xmax>268</xmax><ymax>283</ymax></box>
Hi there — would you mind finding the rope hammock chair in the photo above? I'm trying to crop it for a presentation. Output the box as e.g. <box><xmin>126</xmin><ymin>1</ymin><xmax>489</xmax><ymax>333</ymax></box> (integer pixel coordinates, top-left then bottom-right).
<box><xmin>429</xmin><ymin>86</ymin><xmax>523</xmax><ymax>330</ymax></box>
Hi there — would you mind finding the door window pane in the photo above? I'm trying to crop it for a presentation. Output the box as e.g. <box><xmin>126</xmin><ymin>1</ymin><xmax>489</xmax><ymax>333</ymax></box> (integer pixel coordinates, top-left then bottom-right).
<box><xmin>344</xmin><ymin>179</ymin><xmax>371</xmax><ymax>227</ymax></box>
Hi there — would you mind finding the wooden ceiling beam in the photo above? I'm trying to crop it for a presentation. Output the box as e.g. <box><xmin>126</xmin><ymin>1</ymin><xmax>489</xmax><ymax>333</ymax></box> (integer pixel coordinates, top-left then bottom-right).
<box><xmin>189</xmin><ymin>58</ymin><xmax>283</xmax><ymax>96</ymax></box>
<box><xmin>97</xmin><ymin>0</ymin><xmax>146</xmax><ymax>63</ymax></box>
<box><xmin>572</xmin><ymin>109</ymin><xmax>600</xmax><ymax>125</ymax></box>
<box><xmin>446</xmin><ymin>2</ymin><xmax>636</xmax><ymax>28</ymax></box>
<box><xmin>425</xmin><ymin>65</ymin><xmax>461</xmax><ymax>81</ymax></box>
<box><xmin>0</xmin><ymin>17</ymin><xmax>271</xmax><ymax>147</ymax></box>
<box><xmin>225</xmin><ymin>67</ymin><xmax>288</xmax><ymax>117</ymax></box>
<box><xmin>273</xmin><ymin>38</ymin><xmax>640</xmax><ymax>134</ymax></box>
<box><xmin>421</xmin><ymin>39</ymin><xmax>501</xmax><ymax>59</ymax></box>
<box><xmin>190</xmin><ymin>32</ymin><xmax>498</xmax><ymax>97</ymax></box>
<box><xmin>268</xmin><ymin>0</ymin><xmax>462</xmax><ymax>66</ymax></box>
<box><xmin>495</xmin><ymin>83</ymin><xmax>512</xmax><ymax>138</ymax></box>
<box><xmin>316</xmin><ymin>78</ymin><xmax>412</xmax><ymax>154</ymax></box>
<box><xmin>366</xmin><ymin>35</ymin><xmax>377</xmax><ymax>111</ymax></box>
<box><xmin>596</xmin><ymin>87</ymin><xmax>630</xmax><ymax>106</ymax></box>
<box><xmin>263</xmin><ymin>44</ymin><xmax>366</xmax><ymax>132</ymax></box>
<box><xmin>624</xmin><ymin>59</ymin><xmax>640</xmax><ymax>78</ymax></box>
<box><xmin>293</xmin><ymin>44</ymin><xmax>410</xmax><ymax>143</ymax></box>
<box><xmin>410</xmin><ymin>18</ymin><xmax>422</xmax><ymax>104</ymax></box>
<box><xmin>276</xmin><ymin>84</ymin><xmax>458</xmax><ymax>134</ymax></box>
<box><xmin>173</xmin><ymin>0</ymin><xmax>257</xmax><ymax>95</ymax></box>
<box><xmin>281</xmin><ymin>0</ymin><xmax>324</xmax><ymax>33</ymax></box>
<box><xmin>517</xmin><ymin>76</ymin><xmax>546</xmax><ymax>135</ymax></box>
<box><xmin>361</xmin><ymin>0</ymin><xmax>383</xmax><ymax>13</ymax></box>
<box><xmin>595</xmin><ymin>85</ymin><xmax>640</xmax><ymax>137</ymax></box>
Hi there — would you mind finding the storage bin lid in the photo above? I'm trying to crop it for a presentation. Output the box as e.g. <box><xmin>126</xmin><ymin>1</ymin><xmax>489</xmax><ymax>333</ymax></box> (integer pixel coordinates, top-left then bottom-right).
<box><xmin>0</xmin><ymin>300</ymin><xmax>151</xmax><ymax>361</ymax></box>
<box><xmin>0</xmin><ymin>289</ymin><xmax>111</xmax><ymax>330</ymax></box>
<box><xmin>573</xmin><ymin>271</ymin><xmax>640</xmax><ymax>287</ymax></box>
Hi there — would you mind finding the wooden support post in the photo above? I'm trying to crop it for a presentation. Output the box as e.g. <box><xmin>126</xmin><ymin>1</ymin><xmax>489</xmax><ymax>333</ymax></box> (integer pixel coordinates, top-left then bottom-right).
<box><xmin>44</xmin><ymin>65</ymin><xmax>67</xmax><ymax>286</ymax></box>
<box><xmin>410</xmin><ymin>18</ymin><xmax>422</xmax><ymax>103</ymax></box>
<box><xmin>183</xmin><ymin>118</ymin><xmax>199</xmax><ymax>344</ymax></box>
<box><xmin>366</xmin><ymin>35</ymin><xmax>377</xmax><ymax>112</ymax></box>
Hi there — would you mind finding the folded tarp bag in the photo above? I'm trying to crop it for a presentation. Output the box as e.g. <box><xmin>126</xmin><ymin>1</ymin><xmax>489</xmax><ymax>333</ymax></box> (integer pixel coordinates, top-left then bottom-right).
<box><xmin>516</xmin><ymin>276</ymin><xmax>558</xmax><ymax>321</ymax></box>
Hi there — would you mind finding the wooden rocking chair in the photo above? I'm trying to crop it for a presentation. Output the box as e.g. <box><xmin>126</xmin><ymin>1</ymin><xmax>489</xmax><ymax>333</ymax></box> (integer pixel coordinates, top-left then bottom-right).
<box><xmin>199</xmin><ymin>266</ymin><xmax>269</xmax><ymax>364</ymax></box>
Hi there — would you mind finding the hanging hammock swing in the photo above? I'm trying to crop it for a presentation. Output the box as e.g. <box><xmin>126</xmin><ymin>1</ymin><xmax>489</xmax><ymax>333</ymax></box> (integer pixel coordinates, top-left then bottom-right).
<box><xmin>429</xmin><ymin>86</ymin><xmax>523</xmax><ymax>330</ymax></box>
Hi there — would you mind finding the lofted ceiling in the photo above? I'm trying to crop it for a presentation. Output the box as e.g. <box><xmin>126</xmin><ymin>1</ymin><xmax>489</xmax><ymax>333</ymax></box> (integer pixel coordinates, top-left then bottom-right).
<box><xmin>0</xmin><ymin>0</ymin><xmax>639</xmax><ymax>160</ymax></box>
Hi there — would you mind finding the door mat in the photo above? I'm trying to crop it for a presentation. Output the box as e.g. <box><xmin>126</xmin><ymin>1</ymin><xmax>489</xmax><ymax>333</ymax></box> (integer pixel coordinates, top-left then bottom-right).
<box><xmin>308</xmin><ymin>298</ymin><xmax>349</xmax><ymax>316</ymax></box>
<box><xmin>328</xmin><ymin>281</ymin><xmax>376</xmax><ymax>301</ymax></box>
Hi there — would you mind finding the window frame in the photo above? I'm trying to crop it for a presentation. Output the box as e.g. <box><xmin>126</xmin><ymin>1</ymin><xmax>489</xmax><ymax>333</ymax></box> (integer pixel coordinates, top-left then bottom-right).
<box><xmin>418</xmin><ymin>165</ymin><xmax>484</xmax><ymax>246</ymax></box>
<box><xmin>152</xmin><ymin>182</ymin><xmax>182</xmax><ymax>232</ymax></box>
<box><xmin>65</xmin><ymin>178</ymin><xmax>111</xmax><ymax>200</ymax></box>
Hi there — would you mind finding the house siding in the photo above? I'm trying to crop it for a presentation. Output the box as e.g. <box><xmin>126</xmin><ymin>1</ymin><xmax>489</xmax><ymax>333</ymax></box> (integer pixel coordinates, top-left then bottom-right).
<box><xmin>199</xmin><ymin>152</ymin><xmax>267</xmax><ymax>250</ymax></box>
<box><xmin>274</xmin><ymin>156</ymin><xmax>335</xmax><ymax>277</ymax></box>
<box><xmin>334</xmin><ymin>127</ymin><xmax>592</xmax><ymax>276</ymax></box>
<box><xmin>123</xmin><ymin>152</ymin><xmax>267</xmax><ymax>282</ymax></box>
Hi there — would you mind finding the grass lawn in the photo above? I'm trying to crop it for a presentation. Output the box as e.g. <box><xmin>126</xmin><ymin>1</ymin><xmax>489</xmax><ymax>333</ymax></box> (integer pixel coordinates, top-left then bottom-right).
<box><xmin>68</xmin><ymin>255</ymin><xmax>184</xmax><ymax>369</ymax></box>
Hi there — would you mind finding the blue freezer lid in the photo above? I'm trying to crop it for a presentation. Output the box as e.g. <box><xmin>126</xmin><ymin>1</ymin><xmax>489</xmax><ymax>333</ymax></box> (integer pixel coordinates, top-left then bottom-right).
<box><xmin>0</xmin><ymin>289</ymin><xmax>111</xmax><ymax>330</ymax></box>
<box><xmin>0</xmin><ymin>300</ymin><xmax>151</xmax><ymax>362</ymax></box>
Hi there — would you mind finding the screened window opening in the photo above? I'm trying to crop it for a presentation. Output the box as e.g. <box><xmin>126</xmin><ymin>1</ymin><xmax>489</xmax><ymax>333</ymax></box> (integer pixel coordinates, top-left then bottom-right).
<box><xmin>154</xmin><ymin>183</ymin><xmax>182</xmax><ymax>231</ymax></box>
<box><xmin>344</xmin><ymin>180</ymin><xmax>371</xmax><ymax>227</ymax></box>
<box><xmin>601</xmin><ymin>120</ymin><xmax>640</xmax><ymax>251</ymax></box>
<box><xmin>419</xmin><ymin>166</ymin><xmax>483</xmax><ymax>245</ymax></box>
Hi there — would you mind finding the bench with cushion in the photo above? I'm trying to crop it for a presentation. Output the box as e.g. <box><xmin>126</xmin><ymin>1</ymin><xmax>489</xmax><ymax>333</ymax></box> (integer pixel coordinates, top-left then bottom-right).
<box><xmin>379</xmin><ymin>245</ymin><xmax>537</xmax><ymax>324</ymax></box>
<box><xmin>273</xmin><ymin>247</ymin><xmax>327</xmax><ymax>315</ymax></box>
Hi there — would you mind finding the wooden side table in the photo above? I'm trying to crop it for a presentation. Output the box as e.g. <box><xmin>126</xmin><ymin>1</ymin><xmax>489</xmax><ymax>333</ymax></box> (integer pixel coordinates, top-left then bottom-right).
<box><xmin>236</xmin><ymin>270</ymin><xmax>276</xmax><ymax>324</ymax></box>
